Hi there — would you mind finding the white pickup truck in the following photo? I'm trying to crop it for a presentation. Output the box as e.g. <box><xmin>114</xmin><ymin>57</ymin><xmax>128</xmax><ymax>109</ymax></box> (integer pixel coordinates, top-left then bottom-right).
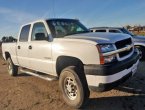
<box><xmin>2</xmin><ymin>18</ymin><xmax>139</xmax><ymax>108</ymax></box>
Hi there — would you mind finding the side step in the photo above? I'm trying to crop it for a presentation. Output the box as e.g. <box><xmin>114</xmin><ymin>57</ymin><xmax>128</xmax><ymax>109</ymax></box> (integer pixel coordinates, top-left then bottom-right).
<box><xmin>20</xmin><ymin>69</ymin><xmax>58</xmax><ymax>81</ymax></box>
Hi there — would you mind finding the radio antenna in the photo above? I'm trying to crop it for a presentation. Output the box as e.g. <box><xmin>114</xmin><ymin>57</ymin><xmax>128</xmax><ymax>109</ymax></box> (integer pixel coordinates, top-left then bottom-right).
<box><xmin>52</xmin><ymin>0</ymin><xmax>56</xmax><ymax>17</ymax></box>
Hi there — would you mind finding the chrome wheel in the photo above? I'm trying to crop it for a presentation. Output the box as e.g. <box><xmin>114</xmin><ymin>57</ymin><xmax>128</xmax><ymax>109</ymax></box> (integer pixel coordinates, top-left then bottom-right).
<box><xmin>7</xmin><ymin>58</ymin><xmax>18</xmax><ymax>76</ymax></box>
<box><xmin>59</xmin><ymin>66</ymin><xmax>90</xmax><ymax>108</ymax></box>
<box><xmin>8</xmin><ymin>60</ymin><xmax>13</xmax><ymax>75</ymax></box>
<box><xmin>64</xmin><ymin>76</ymin><xmax>77</xmax><ymax>100</ymax></box>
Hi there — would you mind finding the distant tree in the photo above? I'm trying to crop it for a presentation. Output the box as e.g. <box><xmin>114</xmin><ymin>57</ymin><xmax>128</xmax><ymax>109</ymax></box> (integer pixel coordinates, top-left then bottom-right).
<box><xmin>1</xmin><ymin>36</ymin><xmax>17</xmax><ymax>43</ymax></box>
<box><xmin>9</xmin><ymin>36</ymin><xmax>14</xmax><ymax>42</ymax></box>
<box><xmin>125</xmin><ymin>25</ymin><xmax>131</xmax><ymax>30</ymax></box>
<box><xmin>1</xmin><ymin>36</ymin><xmax>6</xmax><ymax>42</ymax></box>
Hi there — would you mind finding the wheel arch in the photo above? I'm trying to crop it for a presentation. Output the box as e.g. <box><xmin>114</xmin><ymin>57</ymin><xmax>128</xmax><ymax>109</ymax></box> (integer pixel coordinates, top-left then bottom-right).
<box><xmin>4</xmin><ymin>52</ymin><xmax>11</xmax><ymax>60</ymax></box>
<box><xmin>135</xmin><ymin>44</ymin><xmax>145</xmax><ymax>60</ymax></box>
<box><xmin>135</xmin><ymin>44</ymin><xmax>145</xmax><ymax>49</ymax></box>
<box><xmin>56</xmin><ymin>56</ymin><xmax>84</xmax><ymax>76</ymax></box>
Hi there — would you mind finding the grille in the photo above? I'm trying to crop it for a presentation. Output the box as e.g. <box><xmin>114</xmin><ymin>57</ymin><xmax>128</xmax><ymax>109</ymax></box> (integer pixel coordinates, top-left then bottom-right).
<box><xmin>115</xmin><ymin>38</ymin><xmax>132</xmax><ymax>49</ymax></box>
<box><xmin>119</xmin><ymin>48</ymin><xmax>133</xmax><ymax>57</ymax></box>
<box><xmin>115</xmin><ymin>38</ymin><xmax>133</xmax><ymax>58</ymax></box>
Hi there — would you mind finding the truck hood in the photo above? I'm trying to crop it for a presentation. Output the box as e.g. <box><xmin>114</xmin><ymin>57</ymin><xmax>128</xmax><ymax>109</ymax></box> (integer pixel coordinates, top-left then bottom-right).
<box><xmin>65</xmin><ymin>32</ymin><xmax>131</xmax><ymax>44</ymax></box>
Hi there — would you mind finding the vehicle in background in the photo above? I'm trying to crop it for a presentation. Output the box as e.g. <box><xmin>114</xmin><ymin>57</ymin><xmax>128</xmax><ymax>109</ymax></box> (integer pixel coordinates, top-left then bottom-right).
<box><xmin>90</xmin><ymin>27</ymin><xmax>145</xmax><ymax>60</ymax></box>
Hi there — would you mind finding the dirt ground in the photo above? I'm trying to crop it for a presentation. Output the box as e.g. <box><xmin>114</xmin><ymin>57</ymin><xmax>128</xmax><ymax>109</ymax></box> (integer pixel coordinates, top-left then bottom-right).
<box><xmin>0</xmin><ymin>58</ymin><xmax>145</xmax><ymax>110</ymax></box>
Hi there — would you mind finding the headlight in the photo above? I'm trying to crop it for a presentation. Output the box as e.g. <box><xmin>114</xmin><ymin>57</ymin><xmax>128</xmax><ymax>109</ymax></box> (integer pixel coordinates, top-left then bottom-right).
<box><xmin>97</xmin><ymin>44</ymin><xmax>117</xmax><ymax>64</ymax></box>
<box><xmin>99</xmin><ymin>44</ymin><xmax>115</xmax><ymax>53</ymax></box>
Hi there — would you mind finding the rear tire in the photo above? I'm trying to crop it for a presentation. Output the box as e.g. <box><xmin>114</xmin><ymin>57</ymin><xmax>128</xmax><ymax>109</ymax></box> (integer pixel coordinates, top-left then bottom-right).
<box><xmin>59</xmin><ymin>66</ymin><xmax>90</xmax><ymax>108</ymax></box>
<box><xmin>7</xmin><ymin>58</ymin><xmax>18</xmax><ymax>76</ymax></box>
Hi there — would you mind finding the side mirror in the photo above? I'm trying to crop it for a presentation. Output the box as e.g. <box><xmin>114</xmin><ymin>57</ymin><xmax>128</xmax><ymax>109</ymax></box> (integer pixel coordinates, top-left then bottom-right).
<box><xmin>35</xmin><ymin>33</ymin><xmax>47</xmax><ymax>40</ymax></box>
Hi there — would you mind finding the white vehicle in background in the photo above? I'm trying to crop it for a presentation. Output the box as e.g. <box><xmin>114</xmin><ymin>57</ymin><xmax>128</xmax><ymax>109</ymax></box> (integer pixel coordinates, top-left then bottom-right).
<box><xmin>90</xmin><ymin>27</ymin><xmax>145</xmax><ymax>60</ymax></box>
<box><xmin>2</xmin><ymin>19</ymin><xmax>139</xmax><ymax>108</ymax></box>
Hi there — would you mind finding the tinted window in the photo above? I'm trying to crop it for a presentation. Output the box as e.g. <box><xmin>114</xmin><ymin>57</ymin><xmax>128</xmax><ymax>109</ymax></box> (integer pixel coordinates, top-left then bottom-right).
<box><xmin>19</xmin><ymin>25</ymin><xmax>30</xmax><ymax>42</ymax></box>
<box><xmin>47</xmin><ymin>19</ymin><xmax>89</xmax><ymax>38</ymax></box>
<box><xmin>109</xmin><ymin>30</ymin><xmax>120</xmax><ymax>33</ymax></box>
<box><xmin>95</xmin><ymin>30</ymin><xmax>106</xmax><ymax>32</ymax></box>
<box><xmin>31</xmin><ymin>23</ymin><xmax>48</xmax><ymax>41</ymax></box>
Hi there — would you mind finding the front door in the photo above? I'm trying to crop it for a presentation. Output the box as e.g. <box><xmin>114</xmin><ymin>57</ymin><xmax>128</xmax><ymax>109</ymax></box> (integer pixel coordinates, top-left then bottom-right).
<box><xmin>29</xmin><ymin>22</ymin><xmax>53</xmax><ymax>74</ymax></box>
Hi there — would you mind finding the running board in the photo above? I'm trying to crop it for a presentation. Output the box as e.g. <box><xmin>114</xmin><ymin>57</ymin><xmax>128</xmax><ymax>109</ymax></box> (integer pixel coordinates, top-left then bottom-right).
<box><xmin>20</xmin><ymin>69</ymin><xmax>58</xmax><ymax>81</ymax></box>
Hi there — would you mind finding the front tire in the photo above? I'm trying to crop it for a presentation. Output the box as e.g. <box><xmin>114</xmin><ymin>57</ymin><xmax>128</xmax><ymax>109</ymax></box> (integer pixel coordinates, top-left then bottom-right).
<box><xmin>7</xmin><ymin>58</ymin><xmax>18</xmax><ymax>76</ymax></box>
<box><xmin>59</xmin><ymin>66</ymin><xmax>90</xmax><ymax>108</ymax></box>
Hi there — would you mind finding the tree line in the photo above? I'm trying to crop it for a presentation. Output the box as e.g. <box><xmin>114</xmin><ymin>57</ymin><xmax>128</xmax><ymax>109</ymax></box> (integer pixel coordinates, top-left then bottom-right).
<box><xmin>1</xmin><ymin>36</ymin><xmax>17</xmax><ymax>43</ymax></box>
<box><xmin>125</xmin><ymin>25</ymin><xmax>145</xmax><ymax>32</ymax></box>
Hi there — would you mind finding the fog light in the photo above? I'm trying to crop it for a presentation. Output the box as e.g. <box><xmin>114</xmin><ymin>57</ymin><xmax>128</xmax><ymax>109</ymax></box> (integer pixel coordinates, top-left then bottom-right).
<box><xmin>104</xmin><ymin>54</ymin><xmax>116</xmax><ymax>64</ymax></box>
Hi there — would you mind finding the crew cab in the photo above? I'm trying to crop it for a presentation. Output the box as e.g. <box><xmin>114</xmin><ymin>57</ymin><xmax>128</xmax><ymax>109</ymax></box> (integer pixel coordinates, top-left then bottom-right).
<box><xmin>2</xmin><ymin>19</ymin><xmax>139</xmax><ymax>108</ymax></box>
<box><xmin>90</xmin><ymin>27</ymin><xmax>145</xmax><ymax>60</ymax></box>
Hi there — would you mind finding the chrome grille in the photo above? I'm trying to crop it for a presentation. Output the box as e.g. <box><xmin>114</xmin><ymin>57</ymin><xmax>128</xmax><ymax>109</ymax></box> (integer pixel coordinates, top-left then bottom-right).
<box><xmin>115</xmin><ymin>38</ymin><xmax>133</xmax><ymax>58</ymax></box>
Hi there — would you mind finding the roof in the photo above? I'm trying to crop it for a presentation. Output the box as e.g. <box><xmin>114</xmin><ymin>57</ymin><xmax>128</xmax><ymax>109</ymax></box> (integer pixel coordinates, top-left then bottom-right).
<box><xmin>90</xmin><ymin>27</ymin><xmax>124</xmax><ymax>30</ymax></box>
<box><xmin>46</xmin><ymin>18</ymin><xmax>78</xmax><ymax>21</ymax></box>
<box><xmin>21</xmin><ymin>18</ymin><xmax>78</xmax><ymax>27</ymax></box>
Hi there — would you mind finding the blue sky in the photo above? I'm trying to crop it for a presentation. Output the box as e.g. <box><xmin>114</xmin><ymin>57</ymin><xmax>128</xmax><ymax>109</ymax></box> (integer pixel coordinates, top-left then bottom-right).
<box><xmin>0</xmin><ymin>0</ymin><xmax>145</xmax><ymax>38</ymax></box>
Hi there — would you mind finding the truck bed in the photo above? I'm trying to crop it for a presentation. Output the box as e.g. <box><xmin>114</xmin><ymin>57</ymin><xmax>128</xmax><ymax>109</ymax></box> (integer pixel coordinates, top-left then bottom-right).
<box><xmin>2</xmin><ymin>42</ymin><xmax>18</xmax><ymax>65</ymax></box>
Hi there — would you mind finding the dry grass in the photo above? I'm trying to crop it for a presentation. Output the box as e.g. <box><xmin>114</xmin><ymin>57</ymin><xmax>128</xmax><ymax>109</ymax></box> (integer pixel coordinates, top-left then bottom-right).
<box><xmin>133</xmin><ymin>32</ymin><xmax>145</xmax><ymax>36</ymax></box>
<box><xmin>0</xmin><ymin>43</ymin><xmax>2</xmax><ymax>59</ymax></box>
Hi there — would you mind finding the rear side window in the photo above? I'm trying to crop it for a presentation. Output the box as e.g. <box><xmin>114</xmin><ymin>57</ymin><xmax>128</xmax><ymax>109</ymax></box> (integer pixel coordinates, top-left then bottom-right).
<box><xmin>19</xmin><ymin>25</ymin><xmax>31</xmax><ymax>42</ymax></box>
<box><xmin>109</xmin><ymin>30</ymin><xmax>120</xmax><ymax>33</ymax></box>
<box><xmin>95</xmin><ymin>30</ymin><xmax>106</xmax><ymax>32</ymax></box>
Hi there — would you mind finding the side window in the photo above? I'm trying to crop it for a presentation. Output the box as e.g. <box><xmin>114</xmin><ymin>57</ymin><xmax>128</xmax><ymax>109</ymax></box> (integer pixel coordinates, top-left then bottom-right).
<box><xmin>19</xmin><ymin>25</ymin><xmax>30</xmax><ymax>42</ymax></box>
<box><xmin>31</xmin><ymin>23</ymin><xmax>48</xmax><ymax>41</ymax></box>
<box><xmin>95</xmin><ymin>30</ymin><xmax>106</xmax><ymax>32</ymax></box>
<box><xmin>109</xmin><ymin>30</ymin><xmax>120</xmax><ymax>33</ymax></box>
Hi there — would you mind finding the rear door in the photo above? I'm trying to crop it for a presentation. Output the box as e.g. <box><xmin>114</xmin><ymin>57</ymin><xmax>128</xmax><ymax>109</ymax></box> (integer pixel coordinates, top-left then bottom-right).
<box><xmin>17</xmin><ymin>24</ymin><xmax>31</xmax><ymax>68</ymax></box>
<box><xmin>28</xmin><ymin>22</ymin><xmax>53</xmax><ymax>74</ymax></box>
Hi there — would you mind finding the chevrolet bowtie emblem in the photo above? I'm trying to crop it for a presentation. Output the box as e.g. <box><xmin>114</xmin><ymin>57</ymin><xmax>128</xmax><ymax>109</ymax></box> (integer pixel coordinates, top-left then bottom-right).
<box><xmin>125</xmin><ymin>45</ymin><xmax>132</xmax><ymax>51</ymax></box>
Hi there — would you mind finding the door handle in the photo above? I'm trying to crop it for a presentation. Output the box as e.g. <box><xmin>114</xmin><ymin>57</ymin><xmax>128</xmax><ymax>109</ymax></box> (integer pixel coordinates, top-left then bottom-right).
<box><xmin>18</xmin><ymin>46</ymin><xmax>20</xmax><ymax>49</ymax></box>
<box><xmin>29</xmin><ymin>45</ymin><xmax>32</xmax><ymax>49</ymax></box>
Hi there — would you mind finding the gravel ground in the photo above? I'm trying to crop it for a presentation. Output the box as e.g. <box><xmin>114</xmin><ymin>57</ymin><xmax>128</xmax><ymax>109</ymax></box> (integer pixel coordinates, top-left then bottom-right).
<box><xmin>0</xmin><ymin>58</ymin><xmax>145</xmax><ymax>110</ymax></box>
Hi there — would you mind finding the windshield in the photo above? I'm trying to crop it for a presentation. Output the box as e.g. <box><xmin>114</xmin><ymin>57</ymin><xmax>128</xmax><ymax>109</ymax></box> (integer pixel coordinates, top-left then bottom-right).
<box><xmin>47</xmin><ymin>19</ymin><xmax>89</xmax><ymax>38</ymax></box>
<box><xmin>120</xmin><ymin>28</ymin><xmax>135</xmax><ymax>36</ymax></box>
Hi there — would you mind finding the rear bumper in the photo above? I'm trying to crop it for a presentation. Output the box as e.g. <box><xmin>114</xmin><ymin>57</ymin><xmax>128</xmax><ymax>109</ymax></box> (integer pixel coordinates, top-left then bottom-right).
<box><xmin>84</xmin><ymin>51</ymin><xmax>139</xmax><ymax>92</ymax></box>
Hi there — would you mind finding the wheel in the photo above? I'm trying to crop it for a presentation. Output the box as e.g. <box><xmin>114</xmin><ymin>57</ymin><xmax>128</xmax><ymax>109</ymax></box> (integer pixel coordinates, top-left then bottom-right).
<box><xmin>7</xmin><ymin>58</ymin><xmax>18</xmax><ymax>76</ymax></box>
<box><xmin>136</xmin><ymin>46</ymin><xmax>145</xmax><ymax>61</ymax></box>
<box><xmin>59</xmin><ymin>66</ymin><xmax>90</xmax><ymax>108</ymax></box>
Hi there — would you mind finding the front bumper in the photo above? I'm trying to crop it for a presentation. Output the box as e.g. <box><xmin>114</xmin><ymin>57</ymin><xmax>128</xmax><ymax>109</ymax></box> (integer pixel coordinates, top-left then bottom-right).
<box><xmin>84</xmin><ymin>51</ymin><xmax>139</xmax><ymax>92</ymax></box>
